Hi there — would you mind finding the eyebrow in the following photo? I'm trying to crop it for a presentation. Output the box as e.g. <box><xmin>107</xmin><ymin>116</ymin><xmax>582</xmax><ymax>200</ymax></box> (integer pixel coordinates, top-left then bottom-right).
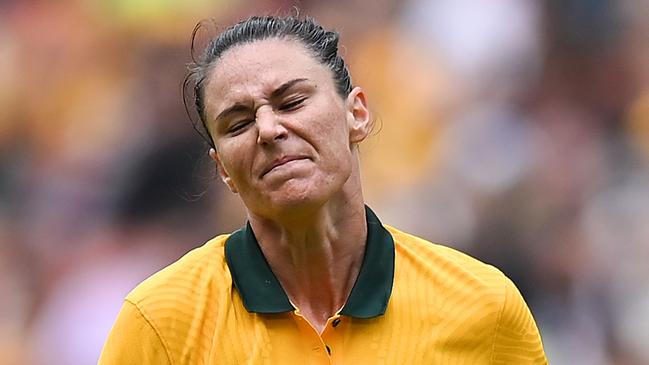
<box><xmin>214</xmin><ymin>78</ymin><xmax>310</xmax><ymax>122</ymax></box>
<box><xmin>269</xmin><ymin>78</ymin><xmax>309</xmax><ymax>99</ymax></box>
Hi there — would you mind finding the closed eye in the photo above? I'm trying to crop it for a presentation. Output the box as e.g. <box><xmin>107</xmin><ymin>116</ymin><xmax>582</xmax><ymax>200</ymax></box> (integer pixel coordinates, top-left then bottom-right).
<box><xmin>277</xmin><ymin>97</ymin><xmax>306</xmax><ymax>112</ymax></box>
<box><xmin>227</xmin><ymin>119</ymin><xmax>253</xmax><ymax>135</ymax></box>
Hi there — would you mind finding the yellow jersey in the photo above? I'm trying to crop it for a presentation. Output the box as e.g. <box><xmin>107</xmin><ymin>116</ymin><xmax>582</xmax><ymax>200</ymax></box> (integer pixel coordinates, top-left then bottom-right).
<box><xmin>99</xmin><ymin>207</ymin><xmax>547</xmax><ymax>364</ymax></box>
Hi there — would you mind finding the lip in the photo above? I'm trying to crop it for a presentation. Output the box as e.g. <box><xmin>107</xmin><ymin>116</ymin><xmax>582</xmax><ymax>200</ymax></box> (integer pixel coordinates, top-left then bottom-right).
<box><xmin>261</xmin><ymin>155</ymin><xmax>310</xmax><ymax>177</ymax></box>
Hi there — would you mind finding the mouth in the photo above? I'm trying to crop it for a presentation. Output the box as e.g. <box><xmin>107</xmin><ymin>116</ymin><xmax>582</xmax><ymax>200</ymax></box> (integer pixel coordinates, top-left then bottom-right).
<box><xmin>261</xmin><ymin>155</ymin><xmax>310</xmax><ymax>177</ymax></box>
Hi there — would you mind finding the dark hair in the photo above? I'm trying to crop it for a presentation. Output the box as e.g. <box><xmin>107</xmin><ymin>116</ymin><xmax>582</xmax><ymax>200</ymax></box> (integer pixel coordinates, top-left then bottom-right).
<box><xmin>183</xmin><ymin>16</ymin><xmax>354</xmax><ymax>148</ymax></box>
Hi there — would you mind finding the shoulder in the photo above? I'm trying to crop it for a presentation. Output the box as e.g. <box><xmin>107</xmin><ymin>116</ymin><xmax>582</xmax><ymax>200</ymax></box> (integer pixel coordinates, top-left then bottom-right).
<box><xmin>387</xmin><ymin>225</ymin><xmax>508</xmax><ymax>290</ymax></box>
<box><xmin>126</xmin><ymin>234</ymin><xmax>232</xmax><ymax>307</ymax></box>
<box><xmin>101</xmin><ymin>234</ymin><xmax>233</xmax><ymax>364</ymax></box>
<box><xmin>387</xmin><ymin>225</ymin><xmax>511</xmax><ymax>331</ymax></box>
<box><xmin>386</xmin><ymin>226</ymin><xmax>547</xmax><ymax>363</ymax></box>
<box><xmin>122</xmin><ymin>235</ymin><xmax>233</xmax><ymax>351</ymax></box>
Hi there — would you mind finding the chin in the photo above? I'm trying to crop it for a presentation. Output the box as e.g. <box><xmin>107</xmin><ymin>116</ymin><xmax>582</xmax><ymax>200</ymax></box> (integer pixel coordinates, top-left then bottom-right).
<box><xmin>271</xmin><ymin>189</ymin><xmax>321</xmax><ymax>209</ymax></box>
<box><xmin>265</xmin><ymin>183</ymin><xmax>332</xmax><ymax>215</ymax></box>
<box><xmin>251</xmin><ymin>171</ymin><xmax>350</xmax><ymax>217</ymax></box>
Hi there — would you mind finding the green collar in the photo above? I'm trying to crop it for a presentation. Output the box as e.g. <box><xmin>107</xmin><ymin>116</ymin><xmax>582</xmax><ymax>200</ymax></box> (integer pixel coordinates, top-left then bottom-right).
<box><xmin>224</xmin><ymin>206</ymin><xmax>395</xmax><ymax>318</ymax></box>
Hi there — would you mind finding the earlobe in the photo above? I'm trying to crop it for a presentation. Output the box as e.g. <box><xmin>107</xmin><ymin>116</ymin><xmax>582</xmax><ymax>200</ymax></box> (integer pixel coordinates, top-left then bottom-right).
<box><xmin>209</xmin><ymin>148</ymin><xmax>238</xmax><ymax>193</ymax></box>
<box><xmin>346</xmin><ymin>87</ymin><xmax>372</xmax><ymax>144</ymax></box>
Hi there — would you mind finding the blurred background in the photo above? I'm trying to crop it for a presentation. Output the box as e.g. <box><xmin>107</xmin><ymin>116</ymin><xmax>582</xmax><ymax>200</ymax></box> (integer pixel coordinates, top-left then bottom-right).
<box><xmin>1</xmin><ymin>0</ymin><xmax>648</xmax><ymax>364</ymax></box>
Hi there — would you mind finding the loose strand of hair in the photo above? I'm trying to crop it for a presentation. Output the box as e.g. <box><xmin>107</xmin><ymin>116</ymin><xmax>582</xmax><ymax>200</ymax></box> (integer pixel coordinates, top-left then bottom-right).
<box><xmin>182</xmin><ymin>73</ymin><xmax>214</xmax><ymax>148</ymax></box>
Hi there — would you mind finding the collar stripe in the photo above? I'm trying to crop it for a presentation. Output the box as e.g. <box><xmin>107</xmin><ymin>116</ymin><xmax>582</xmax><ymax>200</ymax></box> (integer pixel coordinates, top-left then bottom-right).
<box><xmin>224</xmin><ymin>206</ymin><xmax>395</xmax><ymax>318</ymax></box>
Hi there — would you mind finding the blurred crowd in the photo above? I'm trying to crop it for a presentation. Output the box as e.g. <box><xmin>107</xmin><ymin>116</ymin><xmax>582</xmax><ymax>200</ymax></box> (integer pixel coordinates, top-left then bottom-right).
<box><xmin>1</xmin><ymin>0</ymin><xmax>648</xmax><ymax>364</ymax></box>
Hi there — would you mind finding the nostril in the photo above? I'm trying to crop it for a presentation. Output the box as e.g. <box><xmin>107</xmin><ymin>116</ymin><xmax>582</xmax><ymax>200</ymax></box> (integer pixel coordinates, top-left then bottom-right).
<box><xmin>257</xmin><ymin>127</ymin><xmax>287</xmax><ymax>145</ymax></box>
<box><xmin>256</xmin><ymin>115</ymin><xmax>288</xmax><ymax>145</ymax></box>
<box><xmin>274</xmin><ymin>128</ymin><xmax>288</xmax><ymax>140</ymax></box>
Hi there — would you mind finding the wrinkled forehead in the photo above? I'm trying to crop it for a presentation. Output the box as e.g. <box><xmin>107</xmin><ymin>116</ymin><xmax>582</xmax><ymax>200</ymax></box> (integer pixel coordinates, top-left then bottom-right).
<box><xmin>207</xmin><ymin>38</ymin><xmax>318</xmax><ymax>90</ymax></box>
<box><xmin>203</xmin><ymin>38</ymin><xmax>326</xmax><ymax>105</ymax></box>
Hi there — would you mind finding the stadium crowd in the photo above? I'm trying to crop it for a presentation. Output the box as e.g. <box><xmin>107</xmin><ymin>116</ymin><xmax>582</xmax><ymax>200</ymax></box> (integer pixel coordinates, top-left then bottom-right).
<box><xmin>0</xmin><ymin>0</ymin><xmax>648</xmax><ymax>364</ymax></box>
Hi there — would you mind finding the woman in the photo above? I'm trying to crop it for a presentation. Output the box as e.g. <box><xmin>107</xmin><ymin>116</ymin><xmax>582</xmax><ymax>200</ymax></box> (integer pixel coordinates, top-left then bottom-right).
<box><xmin>99</xmin><ymin>15</ymin><xmax>547</xmax><ymax>364</ymax></box>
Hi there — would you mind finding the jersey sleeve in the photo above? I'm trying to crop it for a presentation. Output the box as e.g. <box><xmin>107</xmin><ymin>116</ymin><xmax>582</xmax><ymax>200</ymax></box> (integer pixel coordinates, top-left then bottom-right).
<box><xmin>490</xmin><ymin>278</ymin><xmax>548</xmax><ymax>364</ymax></box>
<box><xmin>98</xmin><ymin>299</ymin><xmax>172</xmax><ymax>365</ymax></box>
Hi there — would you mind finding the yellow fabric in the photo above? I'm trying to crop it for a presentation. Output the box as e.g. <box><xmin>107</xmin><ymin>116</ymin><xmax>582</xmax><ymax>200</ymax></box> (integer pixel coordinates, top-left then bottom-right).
<box><xmin>99</xmin><ymin>227</ymin><xmax>547</xmax><ymax>364</ymax></box>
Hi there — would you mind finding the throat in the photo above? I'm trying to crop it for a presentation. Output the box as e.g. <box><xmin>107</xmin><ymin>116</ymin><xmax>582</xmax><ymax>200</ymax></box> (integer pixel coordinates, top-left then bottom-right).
<box><xmin>247</xmin><ymin>200</ymin><xmax>368</xmax><ymax>332</ymax></box>
<box><xmin>293</xmin><ymin>297</ymin><xmax>342</xmax><ymax>334</ymax></box>
<box><xmin>281</xmin><ymin>263</ymin><xmax>356</xmax><ymax>334</ymax></box>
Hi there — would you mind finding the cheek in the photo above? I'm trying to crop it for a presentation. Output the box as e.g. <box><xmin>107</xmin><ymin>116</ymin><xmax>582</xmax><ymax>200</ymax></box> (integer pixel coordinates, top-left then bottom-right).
<box><xmin>312</xmin><ymin>116</ymin><xmax>354</xmax><ymax>174</ymax></box>
<box><xmin>310</xmin><ymin>101</ymin><xmax>349</xmax><ymax>142</ymax></box>
<box><xmin>319</xmin><ymin>114</ymin><xmax>352</xmax><ymax>156</ymax></box>
<box><xmin>217</xmin><ymin>141</ymin><xmax>251</xmax><ymax>181</ymax></box>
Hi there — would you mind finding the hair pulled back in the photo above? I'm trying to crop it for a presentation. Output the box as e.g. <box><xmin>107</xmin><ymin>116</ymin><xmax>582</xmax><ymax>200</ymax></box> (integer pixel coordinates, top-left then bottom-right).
<box><xmin>183</xmin><ymin>16</ymin><xmax>353</xmax><ymax>148</ymax></box>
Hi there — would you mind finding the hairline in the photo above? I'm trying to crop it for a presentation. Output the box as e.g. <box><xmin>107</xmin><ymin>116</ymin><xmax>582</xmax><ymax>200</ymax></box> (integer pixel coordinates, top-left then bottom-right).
<box><xmin>200</xmin><ymin>36</ymin><xmax>348</xmax><ymax>123</ymax></box>
<box><xmin>203</xmin><ymin>34</ymin><xmax>349</xmax><ymax>95</ymax></box>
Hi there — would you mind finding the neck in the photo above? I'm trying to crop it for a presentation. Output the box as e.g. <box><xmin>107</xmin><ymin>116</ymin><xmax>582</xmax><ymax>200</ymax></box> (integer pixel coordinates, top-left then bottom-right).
<box><xmin>247</xmin><ymin>180</ymin><xmax>367</xmax><ymax>333</ymax></box>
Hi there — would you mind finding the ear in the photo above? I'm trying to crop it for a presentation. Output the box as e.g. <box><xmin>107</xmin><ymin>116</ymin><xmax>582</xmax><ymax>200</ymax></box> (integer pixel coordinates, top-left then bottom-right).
<box><xmin>346</xmin><ymin>87</ymin><xmax>372</xmax><ymax>144</ymax></box>
<box><xmin>209</xmin><ymin>148</ymin><xmax>238</xmax><ymax>193</ymax></box>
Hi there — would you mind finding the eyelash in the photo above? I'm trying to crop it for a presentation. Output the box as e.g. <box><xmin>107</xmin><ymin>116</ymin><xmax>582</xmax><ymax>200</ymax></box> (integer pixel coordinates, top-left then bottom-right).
<box><xmin>225</xmin><ymin>97</ymin><xmax>306</xmax><ymax>134</ymax></box>
<box><xmin>278</xmin><ymin>97</ymin><xmax>306</xmax><ymax>112</ymax></box>
<box><xmin>228</xmin><ymin>119</ymin><xmax>253</xmax><ymax>134</ymax></box>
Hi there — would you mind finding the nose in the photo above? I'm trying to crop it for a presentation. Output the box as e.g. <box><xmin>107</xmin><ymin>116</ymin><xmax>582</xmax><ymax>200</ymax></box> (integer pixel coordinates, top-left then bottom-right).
<box><xmin>256</xmin><ymin>106</ymin><xmax>288</xmax><ymax>145</ymax></box>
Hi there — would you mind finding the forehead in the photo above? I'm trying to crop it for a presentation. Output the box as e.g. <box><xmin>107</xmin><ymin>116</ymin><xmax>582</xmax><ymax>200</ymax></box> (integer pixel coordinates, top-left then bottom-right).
<box><xmin>203</xmin><ymin>38</ymin><xmax>331</xmax><ymax>110</ymax></box>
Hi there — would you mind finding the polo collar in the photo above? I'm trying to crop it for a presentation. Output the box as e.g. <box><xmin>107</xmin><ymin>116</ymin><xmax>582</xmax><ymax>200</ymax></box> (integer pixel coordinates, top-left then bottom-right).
<box><xmin>224</xmin><ymin>205</ymin><xmax>395</xmax><ymax>318</ymax></box>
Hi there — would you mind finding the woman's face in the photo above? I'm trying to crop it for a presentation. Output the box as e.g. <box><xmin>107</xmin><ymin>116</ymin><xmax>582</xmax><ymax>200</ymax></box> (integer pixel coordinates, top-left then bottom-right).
<box><xmin>202</xmin><ymin>38</ymin><xmax>370</xmax><ymax>218</ymax></box>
